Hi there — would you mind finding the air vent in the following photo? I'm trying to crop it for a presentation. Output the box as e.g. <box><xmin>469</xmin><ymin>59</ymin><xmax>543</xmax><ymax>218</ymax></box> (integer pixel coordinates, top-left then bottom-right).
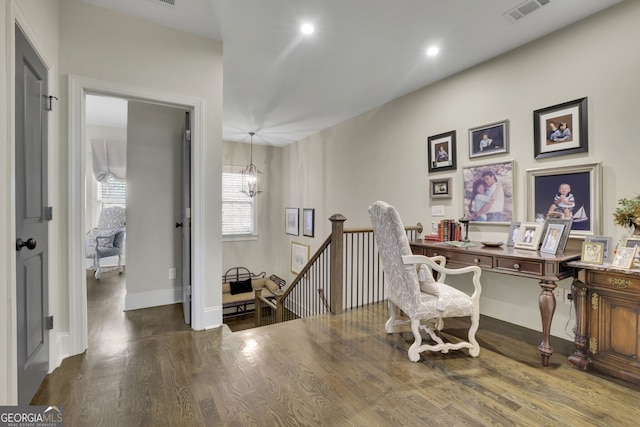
<box><xmin>153</xmin><ymin>0</ymin><xmax>176</xmax><ymax>6</ymax></box>
<box><xmin>503</xmin><ymin>0</ymin><xmax>551</xmax><ymax>23</ymax></box>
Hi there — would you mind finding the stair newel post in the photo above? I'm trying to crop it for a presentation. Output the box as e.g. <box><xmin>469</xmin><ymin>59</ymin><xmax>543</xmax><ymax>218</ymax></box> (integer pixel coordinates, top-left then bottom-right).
<box><xmin>330</xmin><ymin>214</ymin><xmax>347</xmax><ymax>315</ymax></box>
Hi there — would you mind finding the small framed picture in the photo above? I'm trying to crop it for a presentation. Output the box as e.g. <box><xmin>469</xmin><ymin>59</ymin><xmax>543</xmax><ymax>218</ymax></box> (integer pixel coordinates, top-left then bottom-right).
<box><xmin>285</xmin><ymin>207</ymin><xmax>299</xmax><ymax>236</ymax></box>
<box><xmin>541</xmin><ymin>218</ymin><xmax>573</xmax><ymax>253</ymax></box>
<box><xmin>469</xmin><ymin>119</ymin><xmax>509</xmax><ymax>159</ymax></box>
<box><xmin>611</xmin><ymin>246</ymin><xmax>637</xmax><ymax>269</ymax></box>
<box><xmin>291</xmin><ymin>242</ymin><xmax>310</xmax><ymax>274</ymax></box>
<box><xmin>540</xmin><ymin>222</ymin><xmax>566</xmax><ymax>255</ymax></box>
<box><xmin>427</xmin><ymin>130</ymin><xmax>456</xmax><ymax>173</ymax></box>
<box><xmin>514</xmin><ymin>222</ymin><xmax>544</xmax><ymax>250</ymax></box>
<box><xmin>430</xmin><ymin>178</ymin><xmax>451</xmax><ymax>199</ymax></box>
<box><xmin>621</xmin><ymin>236</ymin><xmax>640</xmax><ymax>267</ymax></box>
<box><xmin>581</xmin><ymin>241</ymin><xmax>604</xmax><ymax>264</ymax></box>
<box><xmin>303</xmin><ymin>208</ymin><xmax>315</xmax><ymax>238</ymax></box>
<box><xmin>506</xmin><ymin>221</ymin><xmax>521</xmax><ymax>246</ymax></box>
<box><xmin>585</xmin><ymin>235</ymin><xmax>613</xmax><ymax>262</ymax></box>
<box><xmin>534</xmin><ymin>97</ymin><xmax>588</xmax><ymax>159</ymax></box>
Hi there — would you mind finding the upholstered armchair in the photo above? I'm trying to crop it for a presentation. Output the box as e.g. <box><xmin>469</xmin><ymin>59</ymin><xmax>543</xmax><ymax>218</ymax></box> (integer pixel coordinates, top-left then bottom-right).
<box><xmin>368</xmin><ymin>201</ymin><xmax>482</xmax><ymax>362</ymax></box>
<box><xmin>86</xmin><ymin>206</ymin><xmax>126</xmax><ymax>279</ymax></box>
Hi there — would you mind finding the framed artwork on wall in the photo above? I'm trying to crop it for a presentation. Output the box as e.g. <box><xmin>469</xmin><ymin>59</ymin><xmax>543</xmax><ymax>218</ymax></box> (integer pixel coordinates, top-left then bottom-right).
<box><xmin>285</xmin><ymin>207</ymin><xmax>299</xmax><ymax>236</ymax></box>
<box><xmin>462</xmin><ymin>160</ymin><xmax>514</xmax><ymax>224</ymax></box>
<box><xmin>303</xmin><ymin>208</ymin><xmax>315</xmax><ymax>237</ymax></box>
<box><xmin>533</xmin><ymin>97</ymin><xmax>588</xmax><ymax>159</ymax></box>
<box><xmin>430</xmin><ymin>178</ymin><xmax>451</xmax><ymax>199</ymax></box>
<box><xmin>427</xmin><ymin>130</ymin><xmax>456</xmax><ymax>172</ymax></box>
<box><xmin>291</xmin><ymin>242</ymin><xmax>310</xmax><ymax>274</ymax></box>
<box><xmin>525</xmin><ymin>162</ymin><xmax>602</xmax><ymax>237</ymax></box>
<box><xmin>469</xmin><ymin>119</ymin><xmax>509</xmax><ymax>159</ymax></box>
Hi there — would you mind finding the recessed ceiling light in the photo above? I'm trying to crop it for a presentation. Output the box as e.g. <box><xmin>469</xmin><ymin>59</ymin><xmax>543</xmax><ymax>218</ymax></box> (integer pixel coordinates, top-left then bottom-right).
<box><xmin>301</xmin><ymin>23</ymin><xmax>314</xmax><ymax>35</ymax></box>
<box><xmin>426</xmin><ymin>46</ymin><xmax>439</xmax><ymax>57</ymax></box>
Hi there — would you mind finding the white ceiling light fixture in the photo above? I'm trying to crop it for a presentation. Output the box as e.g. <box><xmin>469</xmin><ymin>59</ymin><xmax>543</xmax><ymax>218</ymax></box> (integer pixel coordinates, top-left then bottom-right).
<box><xmin>426</xmin><ymin>46</ymin><xmax>439</xmax><ymax>57</ymax></box>
<box><xmin>240</xmin><ymin>132</ymin><xmax>263</xmax><ymax>198</ymax></box>
<box><xmin>300</xmin><ymin>23</ymin><xmax>314</xmax><ymax>35</ymax></box>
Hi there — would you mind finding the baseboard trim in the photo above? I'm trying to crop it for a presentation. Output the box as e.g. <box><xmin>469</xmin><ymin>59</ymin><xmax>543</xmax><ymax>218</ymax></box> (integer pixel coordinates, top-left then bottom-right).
<box><xmin>124</xmin><ymin>288</ymin><xmax>182</xmax><ymax>311</ymax></box>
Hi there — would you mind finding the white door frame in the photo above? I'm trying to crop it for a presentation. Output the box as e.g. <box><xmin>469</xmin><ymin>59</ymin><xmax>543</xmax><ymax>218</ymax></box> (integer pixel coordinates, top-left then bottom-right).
<box><xmin>68</xmin><ymin>75</ymin><xmax>206</xmax><ymax>355</ymax></box>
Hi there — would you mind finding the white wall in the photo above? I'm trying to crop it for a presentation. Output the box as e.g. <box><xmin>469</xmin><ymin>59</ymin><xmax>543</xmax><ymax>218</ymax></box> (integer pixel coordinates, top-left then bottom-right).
<box><xmin>125</xmin><ymin>101</ymin><xmax>183</xmax><ymax>309</ymax></box>
<box><xmin>274</xmin><ymin>1</ymin><xmax>640</xmax><ymax>340</ymax></box>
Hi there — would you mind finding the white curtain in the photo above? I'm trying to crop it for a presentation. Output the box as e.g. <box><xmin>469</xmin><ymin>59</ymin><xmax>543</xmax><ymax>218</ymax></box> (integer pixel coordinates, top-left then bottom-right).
<box><xmin>91</xmin><ymin>139</ymin><xmax>126</xmax><ymax>182</ymax></box>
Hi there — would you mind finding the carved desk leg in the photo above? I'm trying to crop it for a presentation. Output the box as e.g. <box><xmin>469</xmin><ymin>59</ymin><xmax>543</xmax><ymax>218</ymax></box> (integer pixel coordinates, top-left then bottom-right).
<box><xmin>538</xmin><ymin>280</ymin><xmax>557</xmax><ymax>366</ymax></box>
<box><xmin>568</xmin><ymin>270</ymin><xmax>590</xmax><ymax>369</ymax></box>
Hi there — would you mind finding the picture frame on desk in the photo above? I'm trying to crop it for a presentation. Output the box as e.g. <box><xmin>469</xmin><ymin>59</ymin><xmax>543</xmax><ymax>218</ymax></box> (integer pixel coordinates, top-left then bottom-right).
<box><xmin>540</xmin><ymin>222</ymin><xmax>566</xmax><ymax>255</ymax></box>
<box><xmin>506</xmin><ymin>221</ymin><xmax>521</xmax><ymax>246</ymax></box>
<box><xmin>533</xmin><ymin>97</ymin><xmax>588</xmax><ymax>159</ymax></box>
<box><xmin>525</xmin><ymin>162</ymin><xmax>602</xmax><ymax>237</ymax></box>
<box><xmin>514</xmin><ymin>222</ymin><xmax>543</xmax><ymax>250</ymax></box>
<box><xmin>541</xmin><ymin>218</ymin><xmax>573</xmax><ymax>254</ymax></box>
<box><xmin>462</xmin><ymin>159</ymin><xmax>514</xmax><ymax>224</ymax></box>
<box><xmin>580</xmin><ymin>241</ymin><xmax>604</xmax><ymax>265</ymax></box>
<box><xmin>611</xmin><ymin>246</ymin><xmax>637</xmax><ymax>269</ymax></box>
<box><xmin>427</xmin><ymin>130</ymin><xmax>456</xmax><ymax>173</ymax></box>
<box><xmin>621</xmin><ymin>236</ymin><xmax>640</xmax><ymax>267</ymax></box>
<box><xmin>585</xmin><ymin>235</ymin><xmax>613</xmax><ymax>262</ymax></box>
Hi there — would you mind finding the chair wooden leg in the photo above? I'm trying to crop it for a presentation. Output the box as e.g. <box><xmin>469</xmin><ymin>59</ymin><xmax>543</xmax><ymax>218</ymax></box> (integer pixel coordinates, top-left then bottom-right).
<box><xmin>467</xmin><ymin>313</ymin><xmax>481</xmax><ymax>357</ymax></box>
<box><xmin>408</xmin><ymin>319</ymin><xmax>423</xmax><ymax>362</ymax></box>
<box><xmin>385</xmin><ymin>300</ymin><xmax>397</xmax><ymax>333</ymax></box>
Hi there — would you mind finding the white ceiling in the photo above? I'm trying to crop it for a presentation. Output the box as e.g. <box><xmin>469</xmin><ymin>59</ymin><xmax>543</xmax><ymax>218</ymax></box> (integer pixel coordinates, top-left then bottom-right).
<box><xmin>84</xmin><ymin>0</ymin><xmax>623</xmax><ymax>146</ymax></box>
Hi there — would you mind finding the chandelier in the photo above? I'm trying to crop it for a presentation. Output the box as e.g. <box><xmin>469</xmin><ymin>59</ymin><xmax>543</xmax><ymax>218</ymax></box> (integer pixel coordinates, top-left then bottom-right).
<box><xmin>240</xmin><ymin>132</ymin><xmax>263</xmax><ymax>197</ymax></box>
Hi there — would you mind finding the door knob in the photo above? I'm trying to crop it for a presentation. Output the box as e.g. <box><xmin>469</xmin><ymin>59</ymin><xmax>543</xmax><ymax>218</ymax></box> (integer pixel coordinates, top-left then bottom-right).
<box><xmin>16</xmin><ymin>238</ymin><xmax>37</xmax><ymax>251</ymax></box>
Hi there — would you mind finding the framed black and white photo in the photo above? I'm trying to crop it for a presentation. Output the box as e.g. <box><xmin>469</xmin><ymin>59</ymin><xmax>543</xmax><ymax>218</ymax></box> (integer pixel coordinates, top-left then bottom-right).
<box><xmin>581</xmin><ymin>241</ymin><xmax>604</xmax><ymax>265</ymax></box>
<box><xmin>462</xmin><ymin>160</ymin><xmax>514</xmax><ymax>224</ymax></box>
<box><xmin>506</xmin><ymin>221</ymin><xmax>521</xmax><ymax>246</ymax></box>
<box><xmin>526</xmin><ymin>162</ymin><xmax>602</xmax><ymax>237</ymax></box>
<box><xmin>285</xmin><ymin>207</ymin><xmax>299</xmax><ymax>236</ymax></box>
<box><xmin>534</xmin><ymin>97</ymin><xmax>588</xmax><ymax>159</ymax></box>
<box><xmin>585</xmin><ymin>235</ymin><xmax>613</xmax><ymax>262</ymax></box>
<box><xmin>469</xmin><ymin>119</ymin><xmax>509</xmax><ymax>159</ymax></box>
<box><xmin>430</xmin><ymin>178</ymin><xmax>451</xmax><ymax>199</ymax></box>
<box><xmin>514</xmin><ymin>222</ymin><xmax>544</xmax><ymax>251</ymax></box>
<box><xmin>427</xmin><ymin>130</ymin><xmax>456</xmax><ymax>172</ymax></box>
<box><xmin>303</xmin><ymin>208</ymin><xmax>315</xmax><ymax>237</ymax></box>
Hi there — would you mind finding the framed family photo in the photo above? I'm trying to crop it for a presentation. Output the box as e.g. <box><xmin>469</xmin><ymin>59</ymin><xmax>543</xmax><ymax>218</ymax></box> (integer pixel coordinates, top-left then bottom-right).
<box><xmin>469</xmin><ymin>119</ymin><xmax>509</xmax><ymax>159</ymax></box>
<box><xmin>612</xmin><ymin>246</ymin><xmax>637</xmax><ymax>269</ymax></box>
<box><xmin>581</xmin><ymin>241</ymin><xmax>604</xmax><ymax>265</ymax></box>
<box><xmin>303</xmin><ymin>208</ymin><xmax>315</xmax><ymax>238</ymax></box>
<box><xmin>534</xmin><ymin>97</ymin><xmax>588</xmax><ymax>159</ymax></box>
<box><xmin>540</xmin><ymin>222</ymin><xmax>567</xmax><ymax>255</ymax></box>
<box><xmin>506</xmin><ymin>221</ymin><xmax>521</xmax><ymax>246</ymax></box>
<box><xmin>430</xmin><ymin>178</ymin><xmax>451</xmax><ymax>199</ymax></box>
<box><xmin>462</xmin><ymin>160</ymin><xmax>514</xmax><ymax>224</ymax></box>
<box><xmin>285</xmin><ymin>207</ymin><xmax>299</xmax><ymax>236</ymax></box>
<box><xmin>585</xmin><ymin>235</ymin><xmax>613</xmax><ymax>262</ymax></box>
<box><xmin>525</xmin><ymin>162</ymin><xmax>602</xmax><ymax>237</ymax></box>
<box><xmin>621</xmin><ymin>236</ymin><xmax>640</xmax><ymax>267</ymax></box>
<box><xmin>514</xmin><ymin>222</ymin><xmax>544</xmax><ymax>250</ymax></box>
<box><xmin>291</xmin><ymin>242</ymin><xmax>310</xmax><ymax>274</ymax></box>
<box><xmin>541</xmin><ymin>218</ymin><xmax>573</xmax><ymax>254</ymax></box>
<box><xmin>427</xmin><ymin>130</ymin><xmax>456</xmax><ymax>173</ymax></box>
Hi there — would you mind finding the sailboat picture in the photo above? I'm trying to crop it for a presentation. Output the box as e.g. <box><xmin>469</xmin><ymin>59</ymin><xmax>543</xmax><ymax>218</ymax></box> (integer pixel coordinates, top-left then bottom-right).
<box><xmin>572</xmin><ymin>204</ymin><xmax>589</xmax><ymax>222</ymax></box>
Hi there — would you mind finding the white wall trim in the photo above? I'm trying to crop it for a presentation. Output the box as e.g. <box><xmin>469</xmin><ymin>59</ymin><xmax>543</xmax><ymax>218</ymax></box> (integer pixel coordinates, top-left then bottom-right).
<box><xmin>68</xmin><ymin>75</ymin><xmax>206</xmax><ymax>359</ymax></box>
<box><xmin>124</xmin><ymin>288</ymin><xmax>183</xmax><ymax>311</ymax></box>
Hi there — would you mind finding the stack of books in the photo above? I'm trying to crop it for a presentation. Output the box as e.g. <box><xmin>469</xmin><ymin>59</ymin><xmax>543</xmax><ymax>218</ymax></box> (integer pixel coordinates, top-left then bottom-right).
<box><xmin>424</xmin><ymin>219</ymin><xmax>461</xmax><ymax>242</ymax></box>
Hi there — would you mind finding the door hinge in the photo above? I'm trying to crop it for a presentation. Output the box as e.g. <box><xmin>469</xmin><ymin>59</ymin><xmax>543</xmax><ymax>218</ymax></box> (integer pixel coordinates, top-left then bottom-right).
<box><xmin>45</xmin><ymin>316</ymin><xmax>54</xmax><ymax>330</ymax></box>
<box><xmin>186</xmin><ymin>285</ymin><xmax>191</xmax><ymax>296</ymax></box>
<box><xmin>44</xmin><ymin>206</ymin><xmax>53</xmax><ymax>221</ymax></box>
<box><xmin>185</xmin><ymin>129</ymin><xmax>191</xmax><ymax>141</ymax></box>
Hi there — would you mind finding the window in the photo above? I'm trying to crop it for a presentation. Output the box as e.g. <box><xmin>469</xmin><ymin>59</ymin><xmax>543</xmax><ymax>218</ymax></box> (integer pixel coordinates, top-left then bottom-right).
<box><xmin>100</xmin><ymin>176</ymin><xmax>126</xmax><ymax>208</ymax></box>
<box><xmin>222</xmin><ymin>165</ymin><xmax>257</xmax><ymax>237</ymax></box>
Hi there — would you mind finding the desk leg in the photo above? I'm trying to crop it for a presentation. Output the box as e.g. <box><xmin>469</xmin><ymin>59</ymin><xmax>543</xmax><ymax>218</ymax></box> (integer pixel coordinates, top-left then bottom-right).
<box><xmin>568</xmin><ymin>273</ymin><xmax>590</xmax><ymax>369</ymax></box>
<box><xmin>538</xmin><ymin>280</ymin><xmax>557</xmax><ymax>366</ymax></box>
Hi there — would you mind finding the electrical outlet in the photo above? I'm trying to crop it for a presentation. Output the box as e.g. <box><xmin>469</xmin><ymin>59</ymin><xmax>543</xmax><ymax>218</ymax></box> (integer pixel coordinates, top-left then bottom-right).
<box><xmin>564</xmin><ymin>288</ymin><xmax>573</xmax><ymax>305</ymax></box>
<box><xmin>552</xmin><ymin>287</ymin><xmax>563</xmax><ymax>302</ymax></box>
<box><xmin>169</xmin><ymin>268</ymin><xmax>176</xmax><ymax>280</ymax></box>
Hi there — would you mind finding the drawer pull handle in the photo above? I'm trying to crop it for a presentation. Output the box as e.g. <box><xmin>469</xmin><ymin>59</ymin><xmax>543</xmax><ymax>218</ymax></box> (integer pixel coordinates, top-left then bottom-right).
<box><xmin>513</xmin><ymin>263</ymin><xmax>520</xmax><ymax>270</ymax></box>
<box><xmin>474</xmin><ymin>258</ymin><xmax>480</xmax><ymax>264</ymax></box>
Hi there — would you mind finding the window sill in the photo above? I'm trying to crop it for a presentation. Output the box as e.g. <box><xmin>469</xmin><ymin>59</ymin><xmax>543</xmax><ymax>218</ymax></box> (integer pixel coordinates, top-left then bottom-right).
<box><xmin>223</xmin><ymin>234</ymin><xmax>258</xmax><ymax>243</ymax></box>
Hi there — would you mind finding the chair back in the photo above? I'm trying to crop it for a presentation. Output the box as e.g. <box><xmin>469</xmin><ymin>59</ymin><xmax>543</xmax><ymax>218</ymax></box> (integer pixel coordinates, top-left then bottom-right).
<box><xmin>368</xmin><ymin>201</ymin><xmax>421</xmax><ymax>314</ymax></box>
<box><xmin>97</xmin><ymin>206</ymin><xmax>126</xmax><ymax>230</ymax></box>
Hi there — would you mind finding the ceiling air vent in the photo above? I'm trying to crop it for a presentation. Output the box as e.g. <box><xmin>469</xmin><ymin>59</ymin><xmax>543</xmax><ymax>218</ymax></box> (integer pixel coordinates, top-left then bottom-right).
<box><xmin>153</xmin><ymin>0</ymin><xmax>176</xmax><ymax>7</ymax></box>
<box><xmin>503</xmin><ymin>0</ymin><xmax>551</xmax><ymax>23</ymax></box>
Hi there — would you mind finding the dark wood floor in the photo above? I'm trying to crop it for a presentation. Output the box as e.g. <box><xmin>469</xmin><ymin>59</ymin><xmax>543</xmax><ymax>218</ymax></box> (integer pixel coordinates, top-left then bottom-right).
<box><xmin>32</xmin><ymin>271</ymin><xmax>640</xmax><ymax>426</ymax></box>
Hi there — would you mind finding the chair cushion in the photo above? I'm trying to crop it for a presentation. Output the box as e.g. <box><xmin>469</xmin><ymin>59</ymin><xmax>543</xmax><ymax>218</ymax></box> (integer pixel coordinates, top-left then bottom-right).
<box><xmin>417</xmin><ymin>283</ymin><xmax>474</xmax><ymax>318</ymax></box>
<box><xmin>230</xmin><ymin>278</ymin><xmax>253</xmax><ymax>295</ymax></box>
<box><xmin>417</xmin><ymin>264</ymin><xmax>439</xmax><ymax>296</ymax></box>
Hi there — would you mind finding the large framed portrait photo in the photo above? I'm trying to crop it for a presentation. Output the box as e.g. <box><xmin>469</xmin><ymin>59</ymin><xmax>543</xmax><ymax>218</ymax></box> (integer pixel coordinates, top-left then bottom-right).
<box><xmin>462</xmin><ymin>160</ymin><xmax>514</xmax><ymax>224</ymax></box>
<box><xmin>469</xmin><ymin>119</ymin><xmax>509</xmax><ymax>159</ymax></box>
<box><xmin>526</xmin><ymin>162</ymin><xmax>602</xmax><ymax>237</ymax></box>
<box><xmin>534</xmin><ymin>97</ymin><xmax>588</xmax><ymax>159</ymax></box>
<box><xmin>427</xmin><ymin>130</ymin><xmax>456</xmax><ymax>173</ymax></box>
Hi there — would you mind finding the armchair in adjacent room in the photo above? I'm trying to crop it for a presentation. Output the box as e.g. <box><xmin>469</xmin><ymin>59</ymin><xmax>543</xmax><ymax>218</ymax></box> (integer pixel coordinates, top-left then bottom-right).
<box><xmin>368</xmin><ymin>200</ymin><xmax>482</xmax><ymax>362</ymax></box>
<box><xmin>86</xmin><ymin>205</ymin><xmax>126</xmax><ymax>279</ymax></box>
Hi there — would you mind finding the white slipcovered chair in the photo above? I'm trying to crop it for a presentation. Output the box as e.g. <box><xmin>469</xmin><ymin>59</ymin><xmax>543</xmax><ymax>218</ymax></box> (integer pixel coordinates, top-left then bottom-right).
<box><xmin>368</xmin><ymin>201</ymin><xmax>482</xmax><ymax>362</ymax></box>
<box><xmin>86</xmin><ymin>206</ymin><xmax>126</xmax><ymax>279</ymax></box>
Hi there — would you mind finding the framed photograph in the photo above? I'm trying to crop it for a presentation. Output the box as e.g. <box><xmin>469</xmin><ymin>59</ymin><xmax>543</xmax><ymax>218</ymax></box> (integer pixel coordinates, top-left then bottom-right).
<box><xmin>430</xmin><ymin>178</ymin><xmax>451</xmax><ymax>199</ymax></box>
<box><xmin>581</xmin><ymin>242</ymin><xmax>604</xmax><ymax>265</ymax></box>
<box><xmin>514</xmin><ymin>222</ymin><xmax>544</xmax><ymax>250</ymax></box>
<box><xmin>291</xmin><ymin>242</ymin><xmax>310</xmax><ymax>274</ymax></box>
<box><xmin>585</xmin><ymin>235</ymin><xmax>613</xmax><ymax>262</ymax></box>
<box><xmin>303</xmin><ymin>208</ymin><xmax>315</xmax><ymax>237</ymax></box>
<box><xmin>506</xmin><ymin>221</ymin><xmax>521</xmax><ymax>246</ymax></box>
<box><xmin>285</xmin><ymin>208</ymin><xmax>299</xmax><ymax>236</ymax></box>
<box><xmin>469</xmin><ymin>119</ymin><xmax>509</xmax><ymax>159</ymax></box>
<box><xmin>541</xmin><ymin>218</ymin><xmax>573</xmax><ymax>253</ymax></box>
<box><xmin>462</xmin><ymin>160</ymin><xmax>514</xmax><ymax>224</ymax></box>
<box><xmin>427</xmin><ymin>130</ymin><xmax>456</xmax><ymax>173</ymax></box>
<box><xmin>540</xmin><ymin>222</ymin><xmax>566</xmax><ymax>255</ymax></box>
<box><xmin>621</xmin><ymin>236</ymin><xmax>640</xmax><ymax>267</ymax></box>
<box><xmin>526</xmin><ymin>162</ymin><xmax>602</xmax><ymax>237</ymax></box>
<box><xmin>611</xmin><ymin>246</ymin><xmax>637</xmax><ymax>269</ymax></box>
<box><xmin>534</xmin><ymin>97</ymin><xmax>588</xmax><ymax>159</ymax></box>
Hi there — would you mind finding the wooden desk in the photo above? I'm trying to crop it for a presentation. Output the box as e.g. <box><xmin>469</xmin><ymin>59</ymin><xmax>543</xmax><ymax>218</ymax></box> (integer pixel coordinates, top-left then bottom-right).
<box><xmin>566</xmin><ymin>262</ymin><xmax>640</xmax><ymax>384</ymax></box>
<box><xmin>410</xmin><ymin>240</ymin><xmax>580</xmax><ymax>366</ymax></box>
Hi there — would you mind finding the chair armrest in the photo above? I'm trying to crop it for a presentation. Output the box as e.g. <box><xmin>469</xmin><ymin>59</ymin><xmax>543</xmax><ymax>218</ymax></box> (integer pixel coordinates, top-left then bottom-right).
<box><xmin>402</xmin><ymin>254</ymin><xmax>482</xmax><ymax>298</ymax></box>
<box><xmin>95</xmin><ymin>227</ymin><xmax>126</xmax><ymax>246</ymax></box>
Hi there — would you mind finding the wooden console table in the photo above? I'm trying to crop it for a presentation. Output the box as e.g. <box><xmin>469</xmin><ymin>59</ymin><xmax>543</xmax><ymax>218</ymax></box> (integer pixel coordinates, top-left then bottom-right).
<box><xmin>565</xmin><ymin>262</ymin><xmax>640</xmax><ymax>384</ymax></box>
<box><xmin>410</xmin><ymin>240</ymin><xmax>580</xmax><ymax>366</ymax></box>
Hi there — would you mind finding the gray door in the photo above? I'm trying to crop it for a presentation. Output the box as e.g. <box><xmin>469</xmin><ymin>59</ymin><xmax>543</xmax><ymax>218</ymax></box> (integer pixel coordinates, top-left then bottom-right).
<box><xmin>15</xmin><ymin>26</ymin><xmax>50</xmax><ymax>405</ymax></box>
<box><xmin>181</xmin><ymin>112</ymin><xmax>192</xmax><ymax>324</ymax></box>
